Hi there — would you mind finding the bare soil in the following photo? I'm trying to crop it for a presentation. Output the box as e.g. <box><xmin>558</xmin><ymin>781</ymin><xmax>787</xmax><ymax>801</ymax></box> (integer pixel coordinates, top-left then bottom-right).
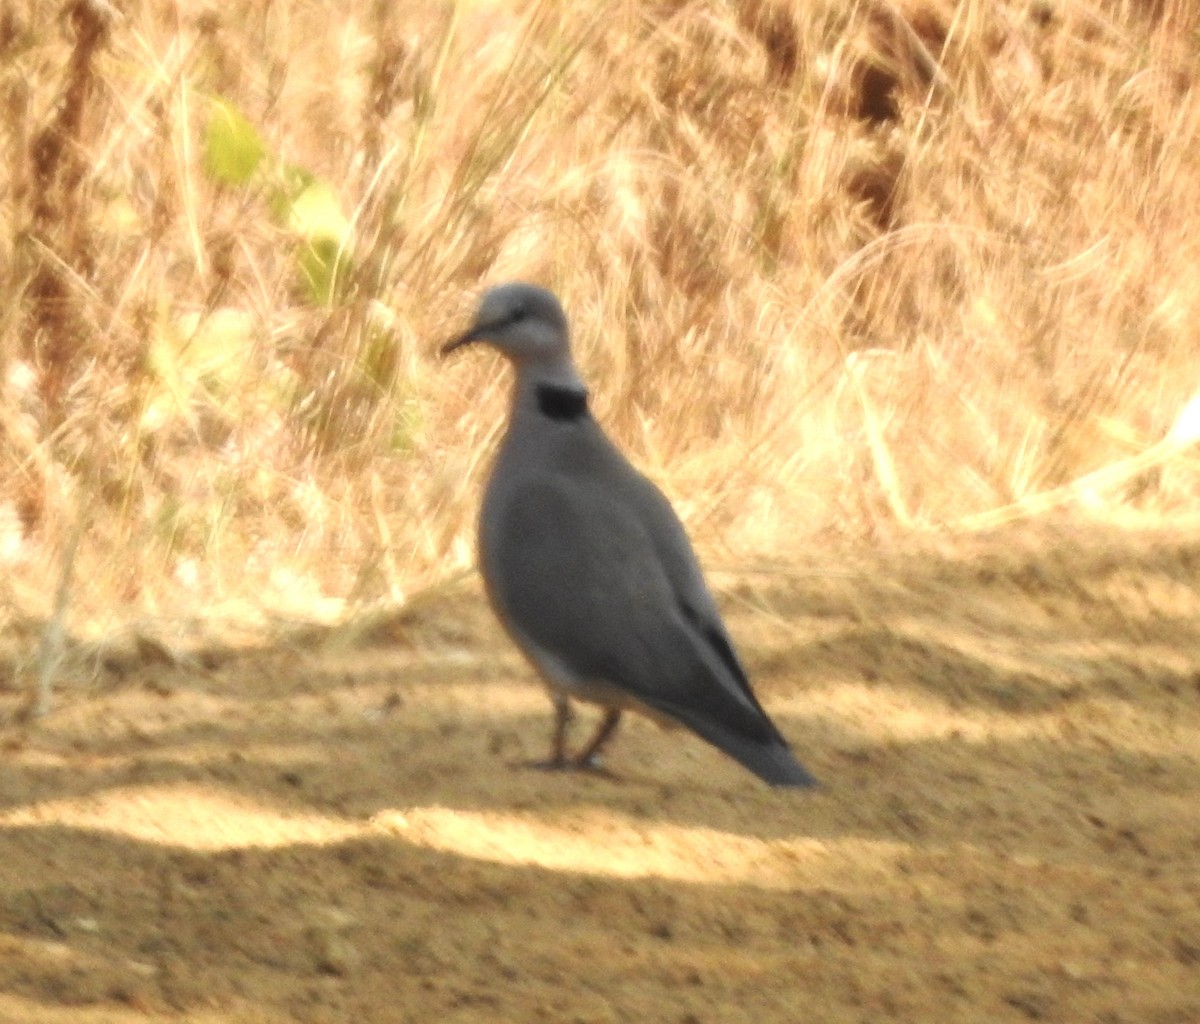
<box><xmin>2</xmin><ymin>526</ymin><xmax>1199</xmax><ymax>1023</ymax></box>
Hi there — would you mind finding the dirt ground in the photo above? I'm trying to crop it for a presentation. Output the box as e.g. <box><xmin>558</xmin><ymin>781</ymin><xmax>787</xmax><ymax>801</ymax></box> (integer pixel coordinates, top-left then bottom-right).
<box><xmin>1</xmin><ymin>525</ymin><xmax>1199</xmax><ymax>1023</ymax></box>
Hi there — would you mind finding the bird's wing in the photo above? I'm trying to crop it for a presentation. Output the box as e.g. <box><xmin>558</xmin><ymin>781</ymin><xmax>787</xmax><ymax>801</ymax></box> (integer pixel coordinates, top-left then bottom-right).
<box><xmin>486</xmin><ymin>474</ymin><xmax>778</xmax><ymax>747</ymax></box>
<box><xmin>624</xmin><ymin>472</ymin><xmax>779</xmax><ymax>722</ymax></box>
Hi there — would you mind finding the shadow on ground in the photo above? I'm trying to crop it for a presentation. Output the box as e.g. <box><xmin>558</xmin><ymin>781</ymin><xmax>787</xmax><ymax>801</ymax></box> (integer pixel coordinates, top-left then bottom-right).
<box><xmin>2</xmin><ymin>524</ymin><xmax>1199</xmax><ymax>1022</ymax></box>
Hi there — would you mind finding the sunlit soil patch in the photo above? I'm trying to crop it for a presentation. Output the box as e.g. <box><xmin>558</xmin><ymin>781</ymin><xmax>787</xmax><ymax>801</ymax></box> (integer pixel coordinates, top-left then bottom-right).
<box><xmin>0</xmin><ymin>992</ymin><xmax>161</xmax><ymax>1024</ymax></box>
<box><xmin>373</xmin><ymin>805</ymin><xmax>908</xmax><ymax>890</ymax></box>
<box><xmin>790</xmin><ymin>681</ymin><xmax>1200</xmax><ymax>757</ymax></box>
<box><xmin>795</xmin><ymin>682</ymin><xmax>1053</xmax><ymax>743</ymax></box>
<box><xmin>0</xmin><ymin>785</ymin><xmax>361</xmax><ymax>851</ymax></box>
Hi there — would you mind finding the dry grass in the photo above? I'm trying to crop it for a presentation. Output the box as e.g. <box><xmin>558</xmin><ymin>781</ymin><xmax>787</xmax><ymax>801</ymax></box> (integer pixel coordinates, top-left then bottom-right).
<box><xmin>3</xmin><ymin>0</ymin><xmax>1200</xmax><ymax>692</ymax></box>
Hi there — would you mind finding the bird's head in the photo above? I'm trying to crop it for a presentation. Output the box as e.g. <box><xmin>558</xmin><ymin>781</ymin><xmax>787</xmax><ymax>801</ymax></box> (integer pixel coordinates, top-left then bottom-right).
<box><xmin>441</xmin><ymin>283</ymin><xmax>578</xmax><ymax>384</ymax></box>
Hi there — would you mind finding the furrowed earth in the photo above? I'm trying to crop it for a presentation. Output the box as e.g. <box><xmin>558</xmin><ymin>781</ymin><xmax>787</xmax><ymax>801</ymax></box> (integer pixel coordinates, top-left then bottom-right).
<box><xmin>2</xmin><ymin>525</ymin><xmax>1199</xmax><ymax>1023</ymax></box>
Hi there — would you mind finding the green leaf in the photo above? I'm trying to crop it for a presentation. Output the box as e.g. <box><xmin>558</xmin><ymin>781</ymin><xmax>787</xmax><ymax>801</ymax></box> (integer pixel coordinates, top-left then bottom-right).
<box><xmin>204</xmin><ymin>98</ymin><xmax>266</xmax><ymax>187</ymax></box>
<box><xmin>142</xmin><ymin>307</ymin><xmax>258</xmax><ymax>431</ymax></box>
<box><xmin>298</xmin><ymin>236</ymin><xmax>350</xmax><ymax>307</ymax></box>
<box><xmin>286</xmin><ymin>179</ymin><xmax>353</xmax><ymax>306</ymax></box>
<box><xmin>288</xmin><ymin>179</ymin><xmax>351</xmax><ymax>245</ymax></box>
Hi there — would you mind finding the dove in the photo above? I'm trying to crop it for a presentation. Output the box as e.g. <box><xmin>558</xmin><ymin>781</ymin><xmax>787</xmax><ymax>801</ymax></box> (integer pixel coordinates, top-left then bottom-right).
<box><xmin>442</xmin><ymin>283</ymin><xmax>817</xmax><ymax>787</ymax></box>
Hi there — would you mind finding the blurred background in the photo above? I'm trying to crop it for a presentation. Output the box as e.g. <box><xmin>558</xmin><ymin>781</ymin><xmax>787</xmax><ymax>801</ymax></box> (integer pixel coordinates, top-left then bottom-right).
<box><xmin>3</xmin><ymin>7</ymin><xmax>1200</xmax><ymax>1022</ymax></box>
<box><xmin>3</xmin><ymin>0</ymin><xmax>1199</xmax><ymax>674</ymax></box>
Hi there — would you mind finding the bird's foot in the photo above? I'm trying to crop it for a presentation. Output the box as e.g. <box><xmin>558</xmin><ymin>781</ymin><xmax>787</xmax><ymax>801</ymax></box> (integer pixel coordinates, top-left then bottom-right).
<box><xmin>524</xmin><ymin>754</ymin><xmax>570</xmax><ymax>772</ymax></box>
<box><xmin>521</xmin><ymin>754</ymin><xmax>615</xmax><ymax>778</ymax></box>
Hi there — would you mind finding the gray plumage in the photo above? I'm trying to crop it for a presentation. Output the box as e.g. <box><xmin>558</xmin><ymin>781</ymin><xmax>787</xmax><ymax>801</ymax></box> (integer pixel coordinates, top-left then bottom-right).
<box><xmin>442</xmin><ymin>282</ymin><xmax>817</xmax><ymax>788</ymax></box>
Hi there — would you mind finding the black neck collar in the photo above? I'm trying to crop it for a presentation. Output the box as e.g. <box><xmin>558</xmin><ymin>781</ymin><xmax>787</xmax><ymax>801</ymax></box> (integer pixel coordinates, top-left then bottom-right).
<box><xmin>536</xmin><ymin>383</ymin><xmax>589</xmax><ymax>422</ymax></box>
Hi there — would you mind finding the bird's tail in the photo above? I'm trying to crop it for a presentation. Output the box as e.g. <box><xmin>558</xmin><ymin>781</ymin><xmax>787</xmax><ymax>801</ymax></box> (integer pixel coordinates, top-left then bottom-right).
<box><xmin>670</xmin><ymin>708</ymin><xmax>819</xmax><ymax>788</ymax></box>
<box><xmin>719</xmin><ymin>732</ymin><xmax>819</xmax><ymax>788</ymax></box>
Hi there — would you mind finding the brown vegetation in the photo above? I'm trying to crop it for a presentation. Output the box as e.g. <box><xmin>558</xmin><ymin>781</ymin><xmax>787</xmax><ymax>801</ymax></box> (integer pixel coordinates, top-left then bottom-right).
<box><xmin>2</xmin><ymin>0</ymin><xmax>1200</xmax><ymax>663</ymax></box>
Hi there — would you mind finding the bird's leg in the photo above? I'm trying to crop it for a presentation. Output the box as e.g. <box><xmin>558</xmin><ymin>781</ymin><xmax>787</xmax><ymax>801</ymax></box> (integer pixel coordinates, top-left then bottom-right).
<box><xmin>527</xmin><ymin>694</ymin><xmax>573</xmax><ymax>770</ymax></box>
<box><xmin>573</xmin><ymin>708</ymin><xmax>622</xmax><ymax>769</ymax></box>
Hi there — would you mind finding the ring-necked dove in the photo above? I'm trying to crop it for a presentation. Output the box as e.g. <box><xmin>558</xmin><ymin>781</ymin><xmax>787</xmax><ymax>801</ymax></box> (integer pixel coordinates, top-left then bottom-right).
<box><xmin>442</xmin><ymin>282</ymin><xmax>817</xmax><ymax>787</ymax></box>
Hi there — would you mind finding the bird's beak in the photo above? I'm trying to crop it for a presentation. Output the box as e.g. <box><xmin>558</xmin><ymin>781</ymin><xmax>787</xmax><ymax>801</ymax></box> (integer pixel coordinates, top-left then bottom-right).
<box><xmin>439</xmin><ymin>324</ymin><xmax>482</xmax><ymax>358</ymax></box>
